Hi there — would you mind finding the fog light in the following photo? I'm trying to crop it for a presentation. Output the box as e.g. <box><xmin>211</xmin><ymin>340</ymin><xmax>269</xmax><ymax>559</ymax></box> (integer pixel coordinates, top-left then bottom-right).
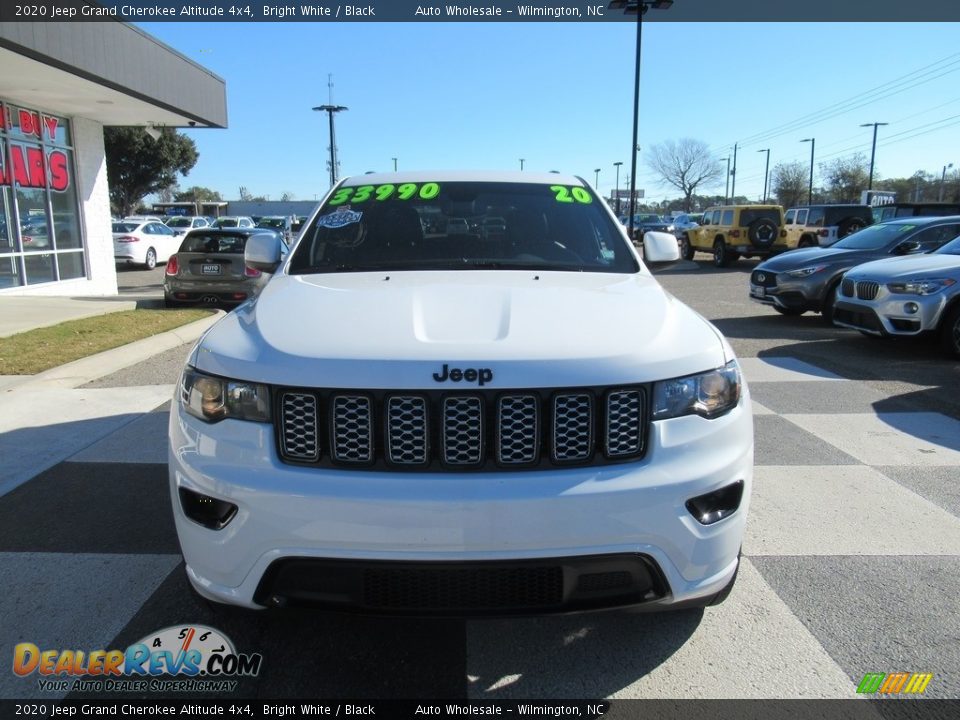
<box><xmin>179</xmin><ymin>487</ymin><xmax>237</xmax><ymax>530</ymax></box>
<box><xmin>904</xmin><ymin>302</ymin><xmax>919</xmax><ymax>314</ymax></box>
<box><xmin>686</xmin><ymin>481</ymin><xmax>744</xmax><ymax>525</ymax></box>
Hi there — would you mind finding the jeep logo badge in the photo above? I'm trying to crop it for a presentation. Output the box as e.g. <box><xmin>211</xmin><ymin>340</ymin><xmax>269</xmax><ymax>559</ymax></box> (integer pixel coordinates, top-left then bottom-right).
<box><xmin>433</xmin><ymin>364</ymin><xmax>493</xmax><ymax>386</ymax></box>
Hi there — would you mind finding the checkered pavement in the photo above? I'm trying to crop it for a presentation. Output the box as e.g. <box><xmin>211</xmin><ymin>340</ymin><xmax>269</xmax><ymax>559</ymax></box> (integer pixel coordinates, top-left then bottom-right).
<box><xmin>1</xmin><ymin>346</ymin><xmax>958</xmax><ymax>700</ymax></box>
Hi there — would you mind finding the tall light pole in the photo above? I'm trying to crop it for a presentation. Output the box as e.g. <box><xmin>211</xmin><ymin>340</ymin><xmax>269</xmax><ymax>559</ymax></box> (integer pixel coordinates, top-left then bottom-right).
<box><xmin>609</xmin><ymin>0</ymin><xmax>673</xmax><ymax>240</ymax></box>
<box><xmin>392</xmin><ymin>157</ymin><xmax>397</xmax><ymax>171</ymax></box>
<box><xmin>730</xmin><ymin>142</ymin><xmax>738</xmax><ymax>203</ymax></box>
<box><xmin>757</xmin><ymin>148</ymin><xmax>770</xmax><ymax>203</ymax></box>
<box><xmin>594</xmin><ymin>168</ymin><xmax>601</xmax><ymax>189</ymax></box>
<box><xmin>519</xmin><ymin>158</ymin><xmax>525</xmax><ymax>171</ymax></box>
<box><xmin>313</xmin><ymin>104</ymin><xmax>348</xmax><ymax>187</ymax></box>
<box><xmin>724</xmin><ymin>156</ymin><xmax>730</xmax><ymax>204</ymax></box>
<box><xmin>800</xmin><ymin>138</ymin><xmax>815</xmax><ymax>205</ymax></box>
<box><xmin>860</xmin><ymin>122</ymin><xmax>888</xmax><ymax>191</ymax></box>
<box><xmin>613</xmin><ymin>161</ymin><xmax>623</xmax><ymax>215</ymax></box>
<box><xmin>940</xmin><ymin>163</ymin><xmax>954</xmax><ymax>201</ymax></box>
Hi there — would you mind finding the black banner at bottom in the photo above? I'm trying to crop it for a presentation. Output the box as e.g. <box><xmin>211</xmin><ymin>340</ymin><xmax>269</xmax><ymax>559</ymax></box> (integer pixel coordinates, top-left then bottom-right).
<box><xmin>3</xmin><ymin>699</ymin><xmax>960</xmax><ymax>720</ymax></box>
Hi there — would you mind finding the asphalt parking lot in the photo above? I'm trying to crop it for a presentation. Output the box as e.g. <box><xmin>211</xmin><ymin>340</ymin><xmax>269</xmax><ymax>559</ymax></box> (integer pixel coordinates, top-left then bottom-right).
<box><xmin>2</xmin><ymin>256</ymin><xmax>958</xmax><ymax>702</ymax></box>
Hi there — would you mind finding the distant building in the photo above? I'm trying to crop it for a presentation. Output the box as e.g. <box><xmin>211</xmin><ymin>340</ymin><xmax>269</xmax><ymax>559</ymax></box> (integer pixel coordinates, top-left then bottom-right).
<box><xmin>226</xmin><ymin>200</ymin><xmax>319</xmax><ymax>219</ymax></box>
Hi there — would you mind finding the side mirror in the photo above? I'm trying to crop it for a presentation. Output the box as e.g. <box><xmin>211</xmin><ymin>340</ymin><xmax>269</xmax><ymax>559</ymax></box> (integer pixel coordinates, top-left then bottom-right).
<box><xmin>643</xmin><ymin>231</ymin><xmax>681</xmax><ymax>264</ymax></box>
<box><xmin>245</xmin><ymin>233</ymin><xmax>283</xmax><ymax>273</ymax></box>
<box><xmin>893</xmin><ymin>240</ymin><xmax>921</xmax><ymax>255</ymax></box>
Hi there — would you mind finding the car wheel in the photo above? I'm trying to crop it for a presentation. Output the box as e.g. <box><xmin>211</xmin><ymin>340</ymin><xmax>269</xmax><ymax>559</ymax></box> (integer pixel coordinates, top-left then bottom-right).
<box><xmin>680</xmin><ymin>234</ymin><xmax>695</xmax><ymax>260</ymax></box>
<box><xmin>748</xmin><ymin>218</ymin><xmax>778</xmax><ymax>248</ymax></box>
<box><xmin>821</xmin><ymin>281</ymin><xmax>840</xmax><ymax>323</ymax></box>
<box><xmin>838</xmin><ymin>218</ymin><xmax>866</xmax><ymax>238</ymax></box>
<box><xmin>774</xmin><ymin>306</ymin><xmax>805</xmax><ymax>316</ymax></box>
<box><xmin>144</xmin><ymin>248</ymin><xmax>157</xmax><ymax>270</ymax></box>
<box><xmin>939</xmin><ymin>304</ymin><xmax>960</xmax><ymax>358</ymax></box>
<box><xmin>713</xmin><ymin>239</ymin><xmax>730</xmax><ymax>268</ymax></box>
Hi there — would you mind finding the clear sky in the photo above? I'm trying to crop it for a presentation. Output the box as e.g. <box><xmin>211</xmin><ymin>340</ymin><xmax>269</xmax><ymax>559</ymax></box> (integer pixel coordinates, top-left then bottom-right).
<box><xmin>137</xmin><ymin>20</ymin><xmax>960</xmax><ymax>206</ymax></box>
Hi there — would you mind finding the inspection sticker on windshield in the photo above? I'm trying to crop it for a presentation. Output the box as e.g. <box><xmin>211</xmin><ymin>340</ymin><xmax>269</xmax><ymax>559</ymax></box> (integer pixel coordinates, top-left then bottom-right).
<box><xmin>316</xmin><ymin>209</ymin><xmax>362</xmax><ymax>228</ymax></box>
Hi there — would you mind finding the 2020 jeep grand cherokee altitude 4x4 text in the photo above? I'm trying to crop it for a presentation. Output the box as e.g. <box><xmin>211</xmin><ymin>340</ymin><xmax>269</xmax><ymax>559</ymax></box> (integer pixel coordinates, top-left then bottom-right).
<box><xmin>169</xmin><ymin>171</ymin><xmax>753</xmax><ymax>615</ymax></box>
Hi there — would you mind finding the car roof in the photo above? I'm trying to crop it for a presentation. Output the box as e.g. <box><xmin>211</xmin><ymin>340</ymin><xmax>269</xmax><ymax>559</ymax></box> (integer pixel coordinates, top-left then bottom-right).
<box><xmin>187</xmin><ymin>227</ymin><xmax>262</xmax><ymax>235</ymax></box>
<box><xmin>338</xmin><ymin>170</ymin><xmax>585</xmax><ymax>186</ymax></box>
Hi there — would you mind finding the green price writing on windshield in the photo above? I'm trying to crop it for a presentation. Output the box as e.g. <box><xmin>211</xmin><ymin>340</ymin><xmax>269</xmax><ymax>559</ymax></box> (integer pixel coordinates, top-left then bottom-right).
<box><xmin>551</xmin><ymin>185</ymin><xmax>593</xmax><ymax>204</ymax></box>
<box><xmin>328</xmin><ymin>182</ymin><xmax>441</xmax><ymax>206</ymax></box>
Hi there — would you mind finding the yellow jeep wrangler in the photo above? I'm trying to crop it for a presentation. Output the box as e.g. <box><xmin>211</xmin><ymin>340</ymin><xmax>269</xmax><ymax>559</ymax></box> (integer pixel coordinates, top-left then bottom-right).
<box><xmin>682</xmin><ymin>205</ymin><xmax>787</xmax><ymax>267</ymax></box>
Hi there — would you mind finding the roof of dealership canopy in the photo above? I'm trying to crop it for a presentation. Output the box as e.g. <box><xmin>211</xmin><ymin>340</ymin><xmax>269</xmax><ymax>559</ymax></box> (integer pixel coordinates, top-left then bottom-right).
<box><xmin>0</xmin><ymin>21</ymin><xmax>226</xmax><ymax>128</ymax></box>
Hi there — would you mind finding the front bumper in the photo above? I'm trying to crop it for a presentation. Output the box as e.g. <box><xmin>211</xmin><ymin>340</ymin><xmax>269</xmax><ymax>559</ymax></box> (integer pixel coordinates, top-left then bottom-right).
<box><xmin>749</xmin><ymin>273</ymin><xmax>826</xmax><ymax>312</ymax></box>
<box><xmin>833</xmin><ymin>294</ymin><xmax>945</xmax><ymax>336</ymax></box>
<box><xmin>169</xmin><ymin>395</ymin><xmax>753</xmax><ymax>613</ymax></box>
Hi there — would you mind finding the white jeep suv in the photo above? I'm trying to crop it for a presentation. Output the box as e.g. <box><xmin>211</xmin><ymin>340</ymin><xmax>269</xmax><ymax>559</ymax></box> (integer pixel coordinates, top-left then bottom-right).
<box><xmin>169</xmin><ymin>171</ymin><xmax>753</xmax><ymax>614</ymax></box>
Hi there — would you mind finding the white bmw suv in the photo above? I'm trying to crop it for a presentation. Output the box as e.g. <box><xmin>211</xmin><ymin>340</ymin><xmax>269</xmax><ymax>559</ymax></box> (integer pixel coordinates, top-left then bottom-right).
<box><xmin>169</xmin><ymin>171</ymin><xmax>753</xmax><ymax>615</ymax></box>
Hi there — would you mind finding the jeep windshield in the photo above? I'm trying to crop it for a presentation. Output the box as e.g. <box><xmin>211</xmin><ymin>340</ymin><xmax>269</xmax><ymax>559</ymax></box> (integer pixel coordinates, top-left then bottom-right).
<box><xmin>288</xmin><ymin>181</ymin><xmax>639</xmax><ymax>274</ymax></box>
<box><xmin>832</xmin><ymin>222</ymin><xmax>917</xmax><ymax>250</ymax></box>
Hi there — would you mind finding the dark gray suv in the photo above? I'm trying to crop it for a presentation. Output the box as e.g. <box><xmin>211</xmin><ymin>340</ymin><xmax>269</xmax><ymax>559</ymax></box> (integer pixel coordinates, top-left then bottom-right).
<box><xmin>749</xmin><ymin>216</ymin><xmax>960</xmax><ymax>320</ymax></box>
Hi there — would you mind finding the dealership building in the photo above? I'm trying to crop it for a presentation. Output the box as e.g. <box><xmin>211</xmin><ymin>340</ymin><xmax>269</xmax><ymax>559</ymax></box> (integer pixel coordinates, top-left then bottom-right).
<box><xmin>0</xmin><ymin>21</ymin><xmax>226</xmax><ymax>296</ymax></box>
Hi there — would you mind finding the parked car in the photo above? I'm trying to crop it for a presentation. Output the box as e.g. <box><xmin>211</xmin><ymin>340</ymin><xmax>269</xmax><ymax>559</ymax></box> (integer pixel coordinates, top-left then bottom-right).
<box><xmin>620</xmin><ymin>213</ymin><xmax>675</xmax><ymax>242</ymax></box>
<box><xmin>872</xmin><ymin>202</ymin><xmax>960</xmax><ymax>223</ymax></box>
<box><xmin>164</xmin><ymin>228</ymin><xmax>286</xmax><ymax>307</ymax></box>
<box><xmin>168</xmin><ymin>170</ymin><xmax>752</xmax><ymax>614</ymax></box>
<box><xmin>113</xmin><ymin>219</ymin><xmax>180</xmax><ymax>270</ymax></box>
<box><xmin>833</xmin><ymin>233</ymin><xmax>960</xmax><ymax>356</ymax></box>
<box><xmin>749</xmin><ymin>216</ymin><xmax>960</xmax><ymax>320</ymax></box>
<box><xmin>256</xmin><ymin>215</ymin><xmax>294</xmax><ymax>242</ymax></box>
<box><xmin>165</xmin><ymin>216</ymin><xmax>211</xmax><ymax>237</ymax></box>
<box><xmin>783</xmin><ymin>204</ymin><xmax>873</xmax><ymax>248</ymax></box>
<box><xmin>685</xmin><ymin>205</ymin><xmax>787</xmax><ymax>266</ymax></box>
<box><xmin>122</xmin><ymin>215</ymin><xmax>165</xmax><ymax>224</ymax></box>
<box><xmin>211</xmin><ymin>216</ymin><xmax>256</xmax><ymax>229</ymax></box>
<box><xmin>671</xmin><ymin>213</ymin><xmax>701</xmax><ymax>247</ymax></box>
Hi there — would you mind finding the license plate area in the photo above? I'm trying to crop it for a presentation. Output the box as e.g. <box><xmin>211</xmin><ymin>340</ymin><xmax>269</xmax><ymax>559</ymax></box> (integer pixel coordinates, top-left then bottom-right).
<box><xmin>750</xmin><ymin>285</ymin><xmax>765</xmax><ymax>298</ymax></box>
<box><xmin>201</xmin><ymin>263</ymin><xmax>221</xmax><ymax>275</ymax></box>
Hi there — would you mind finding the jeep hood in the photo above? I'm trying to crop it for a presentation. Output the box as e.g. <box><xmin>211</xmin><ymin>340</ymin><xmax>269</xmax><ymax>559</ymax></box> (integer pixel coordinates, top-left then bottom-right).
<box><xmin>192</xmin><ymin>271</ymin><xmax>729</xmax><ymax>388</ymax></box>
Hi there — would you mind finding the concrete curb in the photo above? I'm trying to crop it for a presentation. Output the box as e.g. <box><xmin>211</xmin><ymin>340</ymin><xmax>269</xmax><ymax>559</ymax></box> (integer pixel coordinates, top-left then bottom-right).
<box><xmin>3</xmin><ymin>310</ymin><xmax>226</xmax><ymax>394</ymax></box>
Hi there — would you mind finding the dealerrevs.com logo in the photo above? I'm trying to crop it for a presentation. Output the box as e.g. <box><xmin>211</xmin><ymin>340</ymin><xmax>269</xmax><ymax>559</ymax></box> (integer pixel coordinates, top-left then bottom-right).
<box><xmin>13</xmin><ymin>625</ymin><xmax>262</xmax><ymax>693</ymax></box>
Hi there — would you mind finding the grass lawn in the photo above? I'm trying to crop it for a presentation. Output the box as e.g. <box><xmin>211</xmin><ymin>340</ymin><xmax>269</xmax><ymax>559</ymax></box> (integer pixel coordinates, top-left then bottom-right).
<box><xmin>0</xmin><ymin>309</ymin><xmax>213</xmax><ymax>375</ymax></box>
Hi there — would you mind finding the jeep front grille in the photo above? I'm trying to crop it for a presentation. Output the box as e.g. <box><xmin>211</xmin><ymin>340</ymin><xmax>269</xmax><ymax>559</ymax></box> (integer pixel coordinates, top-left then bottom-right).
<box><xmin>276</xmin><ymin>387</ymin><xmax>649</xmax><ymax>471</ymax></box>
<box><xmin>280</xmin><ymin>392</ymin><xmax>320</xmax><ymax>461</ymax></box>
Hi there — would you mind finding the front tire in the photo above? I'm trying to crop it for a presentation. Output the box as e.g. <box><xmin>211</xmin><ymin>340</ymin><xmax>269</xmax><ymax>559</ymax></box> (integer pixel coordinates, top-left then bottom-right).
<box><xmin>144</xmin><ymin>247</ymin><xmax>157</xmax><ymax>270</ymax></box>
<box><xmin>713</xmin><ymin>239</ymin><xmax>731</xmax><ymax>268</ymax></box>
<box><xmin>939</xmin><ymin>304</ymin><xmax>960</xmax><ymax>357</ymax></box>
<box><xmin>680</xmin><ymin>234</ymin><xmax>695</xmax><ymax>260</ymax></box>
<box><xmin>821</xmin><ymin>281</ymin><xmax>840</xmax><ymax>324</ymax></box>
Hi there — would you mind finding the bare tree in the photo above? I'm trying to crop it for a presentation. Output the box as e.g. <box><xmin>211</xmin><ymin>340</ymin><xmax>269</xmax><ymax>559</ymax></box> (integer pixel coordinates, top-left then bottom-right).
<box><xmin>279</xmin><ymin>191</ymin><xmax>295</xmax><ymax>202</ymax></box>
<box><xmin>820</xmin><ymin>153</ymin><xmax>870</xmax><ymax>203</ymax></box>
<box><xmin>644</xmin><ymin>139</ymin><xmax>723</xmax><ymax>212</ymax></box>
<box><xmin>771</xmin><ymin>161</ymin><xmax>808</xmax><ymax>208</ymax></box>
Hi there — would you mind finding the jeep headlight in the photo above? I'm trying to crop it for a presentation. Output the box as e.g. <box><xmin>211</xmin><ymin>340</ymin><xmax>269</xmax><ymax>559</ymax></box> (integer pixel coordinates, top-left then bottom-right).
<box><xmin>653</xmin><ymin>361</ymin><xmax>742</xmax><ymax>420</ymax></box>
<box><xmin>886</xmin><ymin>278</ymin><xmax>956</xmax><ymax>295</ymax></box>
<box><xmin>784</xmin><ymin>264</ymin><xmax>827</xmax><ymax>278</ymax></box>
<box><xmin>180</xmin><ymin>367</ymin><xmax>270</xmax><ymax>423</ymax></box>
